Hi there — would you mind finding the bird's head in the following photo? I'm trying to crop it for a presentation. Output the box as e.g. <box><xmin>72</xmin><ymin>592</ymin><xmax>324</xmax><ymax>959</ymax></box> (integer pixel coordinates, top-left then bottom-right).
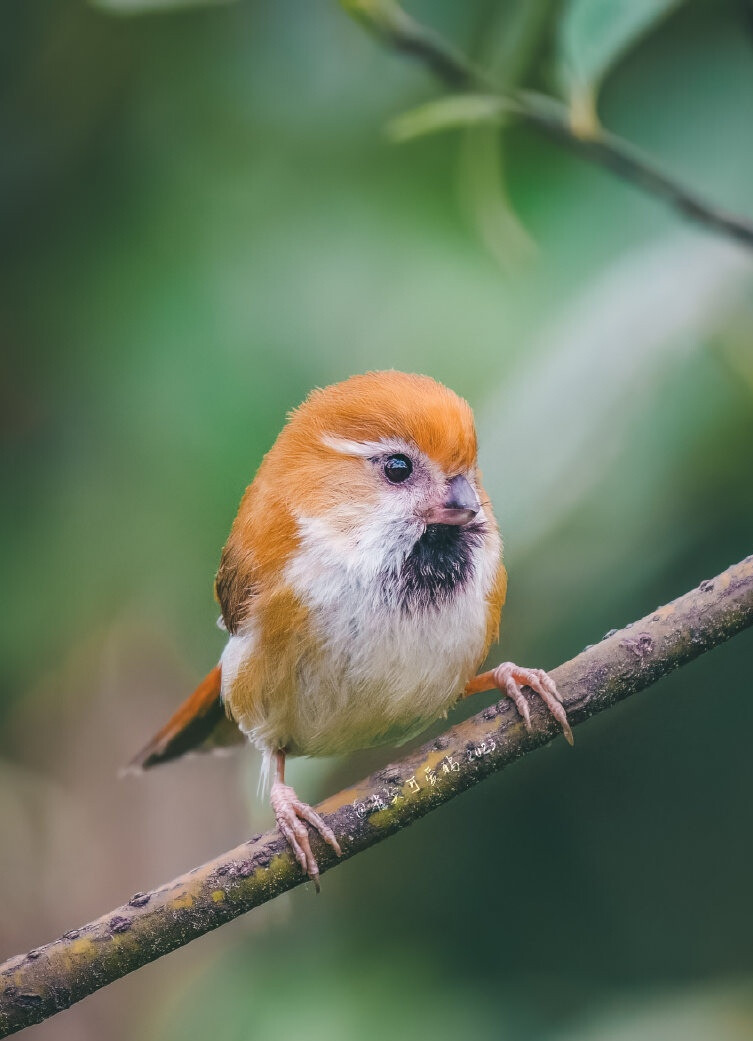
<box><xmin>258</xmin><ymin>371</ymin><xmax>498</xmax><ymax>605</ymax></box>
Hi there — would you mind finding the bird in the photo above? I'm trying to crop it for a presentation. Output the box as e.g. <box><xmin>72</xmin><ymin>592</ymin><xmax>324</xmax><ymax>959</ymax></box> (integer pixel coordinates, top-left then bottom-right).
<box><xmin>130</xmin><ymin>371</ymin><xmax>571</xmax><ymax>885</ymax></box>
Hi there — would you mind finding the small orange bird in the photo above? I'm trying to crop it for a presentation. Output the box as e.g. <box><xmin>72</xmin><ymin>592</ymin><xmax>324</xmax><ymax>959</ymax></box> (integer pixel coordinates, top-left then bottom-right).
<box><xmin>131</xmin><ymin>372</ymin><xmax>570</xmax><ymax>884</ymax></box>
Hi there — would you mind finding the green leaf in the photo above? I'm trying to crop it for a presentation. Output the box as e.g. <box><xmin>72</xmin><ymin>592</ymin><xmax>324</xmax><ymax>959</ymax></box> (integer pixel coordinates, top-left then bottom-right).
<box><xmin>386</xmin><ymin>95</ymin><xmax>511</xmax><ymax>144</ymax></box>
<box><xmin>558</xmin><ymin>0</ymin><xmax>684</xmax><ymax>95</ymax></box>
<box><xmin>458</xmin><ymin>125</ymin><xmax>537</xmax><ymax>271</ymax></box>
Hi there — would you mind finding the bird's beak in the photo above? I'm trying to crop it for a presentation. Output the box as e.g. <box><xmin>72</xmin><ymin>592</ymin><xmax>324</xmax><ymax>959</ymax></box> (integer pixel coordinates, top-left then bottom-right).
<box><xmin>424</xmin><ymin>474</ymin><xmax>480</xmax><ymax>526</ymax></box>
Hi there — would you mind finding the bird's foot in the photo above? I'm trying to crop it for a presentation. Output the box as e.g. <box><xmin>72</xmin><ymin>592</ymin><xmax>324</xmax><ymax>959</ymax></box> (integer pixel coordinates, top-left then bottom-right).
<box><xmin>491</xmin><ymin>661</ymin><xmax>573</xmax><ymax>745</ymax></box>
<box><xmin>270</xmin><ymin>781</ymin><xmax>342</xmax><ymax>891</ymax></box>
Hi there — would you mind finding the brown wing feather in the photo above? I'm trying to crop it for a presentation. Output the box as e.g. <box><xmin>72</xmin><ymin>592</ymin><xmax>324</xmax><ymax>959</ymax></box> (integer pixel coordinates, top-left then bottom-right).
<box><xmin>126</xmin><ymin>665</ymin><xmax>243</xmax><ymax>771</ymax></box>
<box><xmin>215</xmin><ymin>539</ymin><xmax>258</xmax><ymax>635</ymax></box>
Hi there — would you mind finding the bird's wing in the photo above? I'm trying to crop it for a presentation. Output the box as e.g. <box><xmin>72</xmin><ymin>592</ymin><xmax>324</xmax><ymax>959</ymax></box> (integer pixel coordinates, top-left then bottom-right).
<box><xmin>214</xmin><ymin>538</ymin><xmax>259</xmax><ymax>635</ymax></box>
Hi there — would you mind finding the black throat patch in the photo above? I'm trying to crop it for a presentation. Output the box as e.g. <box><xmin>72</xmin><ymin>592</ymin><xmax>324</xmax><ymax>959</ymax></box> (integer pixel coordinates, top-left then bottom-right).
<box><xmin>394</xmin><ymin>522</ymin><xmax>485</xmax><ymax>611</ymax></box>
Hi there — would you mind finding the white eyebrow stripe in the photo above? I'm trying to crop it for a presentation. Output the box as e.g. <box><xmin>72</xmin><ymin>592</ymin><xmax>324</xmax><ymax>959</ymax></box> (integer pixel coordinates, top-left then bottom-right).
<box><xmin>321</xmin><ymin>435</ymin><xmax>408</xmax><ymax>458</ymax></box>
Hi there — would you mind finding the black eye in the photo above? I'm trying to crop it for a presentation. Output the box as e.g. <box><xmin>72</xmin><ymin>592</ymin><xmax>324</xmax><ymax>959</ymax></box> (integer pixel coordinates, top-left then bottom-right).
<box><xmin>383</xmin><ymin>454</ymin><xmax>413</xmax><ymax>483</ymax></box>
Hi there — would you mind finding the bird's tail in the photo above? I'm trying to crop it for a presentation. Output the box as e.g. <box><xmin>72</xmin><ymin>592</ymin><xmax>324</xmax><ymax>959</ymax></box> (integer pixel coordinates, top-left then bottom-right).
<box><xmin>125</xmin><ymin>664</ymin><xmax>243</xmax><ymax>773</ymax></box>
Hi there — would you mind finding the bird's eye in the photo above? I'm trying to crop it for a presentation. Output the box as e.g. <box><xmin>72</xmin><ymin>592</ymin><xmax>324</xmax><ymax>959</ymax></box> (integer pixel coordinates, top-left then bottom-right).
<box><xmin>383</xmin><ymin>454</ymin><xmax>413</xmax><ymax>483</ymax></box>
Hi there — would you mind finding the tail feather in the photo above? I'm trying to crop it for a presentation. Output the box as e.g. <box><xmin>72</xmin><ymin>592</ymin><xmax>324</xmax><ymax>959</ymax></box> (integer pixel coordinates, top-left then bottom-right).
<box><xmin>127</xmin><ymin>664</ymin><xmax>243</xmax><ymax>772</ymax></box>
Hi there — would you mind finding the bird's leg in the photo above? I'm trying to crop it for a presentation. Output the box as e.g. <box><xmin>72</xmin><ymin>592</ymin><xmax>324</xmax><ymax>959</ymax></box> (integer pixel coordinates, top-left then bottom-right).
<box><xmin>463</xmin><ymin>662</ymin><xmax>573</xmax><ymax>746</ymax></box>
<box><xmin>269</xmin><ymin>749</ymin><xmax>342</xmax><ymax>891</ymax></box>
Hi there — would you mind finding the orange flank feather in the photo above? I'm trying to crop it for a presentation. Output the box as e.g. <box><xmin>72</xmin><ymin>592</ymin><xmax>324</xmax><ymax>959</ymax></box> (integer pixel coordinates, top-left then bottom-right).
<box><xmin>128</xmin><ymin>665</ymin><xmax>242</xmax><ymax>771</ymax></box>
<box><xmin>483</xmin><ymin>559</ymin><xmax>508</xmax><ymax>659</ymax></box>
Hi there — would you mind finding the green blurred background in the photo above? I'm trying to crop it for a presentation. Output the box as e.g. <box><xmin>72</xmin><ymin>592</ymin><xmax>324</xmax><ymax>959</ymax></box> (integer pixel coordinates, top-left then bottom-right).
<box><xmin>2</xmin><ymin>0</ymin><xmax>753</xmax><ymax>1038</ymax></box>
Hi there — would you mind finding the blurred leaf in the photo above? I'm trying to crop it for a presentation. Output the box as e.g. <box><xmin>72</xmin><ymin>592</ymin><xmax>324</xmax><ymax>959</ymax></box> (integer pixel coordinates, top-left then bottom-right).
<box><xmin>478</xmin><ymin>234</ymin><xmax>753</xmax><ymax>561</ymax></box>
<box><xmin>559</xmin><ymin>0</ymin><xmax>684</xmax><ymax>89</ymax></box>
<box><xmin>555</xmin><ymin>981</ymin><xmax>753</xmax><ymax>1041</ymax></box>
<box><xmin>456</xmin><ymin>0</ymin><xmax>550</xmax><ymax>269</ymax></box>
<box><xmin>558</xmin><ymin>0</ymin><xmax>684</xmax><ymax>131</ymax></box>
<box><xmin>91</xmin><ymin>0</ymin><xmax>234</xmax><ymax>13</ymax></box>
<box><xmin>339</xmin><ymin>0</ymin><xmax>404</xmax><ymax>30</ymax></box>
<box><xmin>387</xmin><ymin>94</ymin><xmax>509</xmax><ymax>143</ymax></box>
<box><xmin>458</xmin><ymin>126</ymin><xmax>536</xmax><ymax>271</ymax></box>
<box><xmin>476</xmin><ymin>0</ymin><xmax>552</xmax><ymax>88</ymax></box>
<box><xmin>709</xmin><ymin>307</ymin><xmax>753</xmax><ymax>397</ymax></box>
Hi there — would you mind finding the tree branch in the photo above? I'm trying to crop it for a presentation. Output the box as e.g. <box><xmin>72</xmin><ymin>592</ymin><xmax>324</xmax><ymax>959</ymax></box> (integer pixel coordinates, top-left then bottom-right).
<box><xmin>2</xmin><ymin>555</ymin><xmax>753</xmax><ymax>1037</ymax></box>
<box><xmin>340</xmin><ymin>0</ymin><xmax>753</xmax><ymax>250</ymax></box>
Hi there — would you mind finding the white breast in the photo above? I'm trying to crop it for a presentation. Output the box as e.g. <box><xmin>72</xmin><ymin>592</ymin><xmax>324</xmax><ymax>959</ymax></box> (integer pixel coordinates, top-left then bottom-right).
<box><xmin>275</xmin><ymin>508</ymin><xmax>501</xmax><ymax>756</ymax></box>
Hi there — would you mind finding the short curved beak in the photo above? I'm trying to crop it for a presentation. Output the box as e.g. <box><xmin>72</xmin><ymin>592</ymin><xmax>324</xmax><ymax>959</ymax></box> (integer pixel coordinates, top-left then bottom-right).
<box><xmin>424</xmin><ymin>474</ymin><xmax>480</xmax><ymax>526</ymax></box>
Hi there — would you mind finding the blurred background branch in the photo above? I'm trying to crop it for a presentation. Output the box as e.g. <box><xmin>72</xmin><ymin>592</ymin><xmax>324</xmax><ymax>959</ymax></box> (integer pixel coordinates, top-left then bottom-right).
<box><xmin>2</xmin><ymin>555</ymin><xmax>752</xmax><ymax>1038</ymax></box>
<box><xmin>342</xmin><ymin>0</ymin><xmax>753</xmax><ymax>249</ymax></box>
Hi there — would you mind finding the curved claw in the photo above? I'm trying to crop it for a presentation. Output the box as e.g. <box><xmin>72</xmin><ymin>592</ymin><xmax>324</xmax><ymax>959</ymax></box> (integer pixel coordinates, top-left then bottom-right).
<box><xmin>271</xmin><ymin>781</ymin><xmax>342</xmax><ymax>891</ymax></box>
<box><xmin>492</xmin><ymin>662</ymin><xmax>573</xmax><ymax>745</ymax></box>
